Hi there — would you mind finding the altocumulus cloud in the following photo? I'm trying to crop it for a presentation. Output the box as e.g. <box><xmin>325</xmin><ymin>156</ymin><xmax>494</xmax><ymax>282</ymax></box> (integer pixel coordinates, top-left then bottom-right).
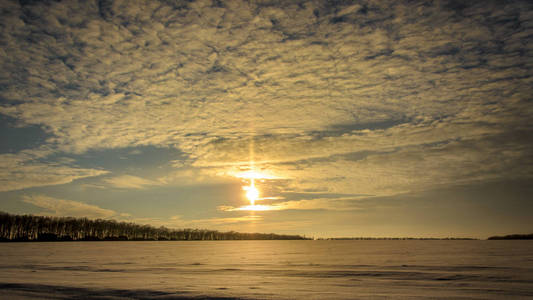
<box><xmin>0</xmin><ymin>0</ymin><xmax>531</xmax><ymax>199</ymax></box>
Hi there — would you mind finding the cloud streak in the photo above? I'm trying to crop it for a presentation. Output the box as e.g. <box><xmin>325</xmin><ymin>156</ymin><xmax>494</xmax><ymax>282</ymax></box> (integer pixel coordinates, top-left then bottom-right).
<box><xmin>103</xmin><ymin>175</ymin><xmax>164</xmax><ymax>189</ymax></box>
<box><xmin>218</xmin><ymin>196</ymin><xmax>367</xmax><ymax>212</ymax></box>
<box><xmin>0</xmin><ymin>148</ymin><xmax>108</xmax><ymax>192</ymax></box>
<box><xmin>22</xmin><ymin>195</ymin><xmax>116</xmax><ymax>219</ymax></box>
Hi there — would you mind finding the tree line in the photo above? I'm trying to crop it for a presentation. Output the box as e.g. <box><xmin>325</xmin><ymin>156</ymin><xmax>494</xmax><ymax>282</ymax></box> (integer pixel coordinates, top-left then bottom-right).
<box><xmin>0</xmin><ymin>212</ymin><xmax>309</xmax><ymax>241</ymax></box>
<box><xmin>487</xmin><ymin>233</ymin><xmax>533</xmax><ymax>240</ymax></box>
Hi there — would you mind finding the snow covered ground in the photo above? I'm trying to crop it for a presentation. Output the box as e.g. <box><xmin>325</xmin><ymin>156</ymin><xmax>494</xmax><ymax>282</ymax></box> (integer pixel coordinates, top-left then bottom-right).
<box><xmin>0</xmin><ymin>240</ymin><xmax>532</xmax><ymax>299</ymax></box>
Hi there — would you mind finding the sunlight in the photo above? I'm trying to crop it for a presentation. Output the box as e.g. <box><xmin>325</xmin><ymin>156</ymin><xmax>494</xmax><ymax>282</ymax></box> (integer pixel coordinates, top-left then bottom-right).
<box><xmin>243</xmin><ymin>179</ymin><xmax>259</xmax><ymax>205</ymax></box>
<box><xmin>217</xmin><ymin>204</ymin><xmax>281</xmax><ymax>212</ymax></box>
<box><xmin>234</xmin><ymin>170</ymin><xmax>280</xmax><ymax>180</ymax></box>
<box><xmin>236</xmin><ymin>204</ymin><xmax>275</xmax><ymax>211</ymax></box>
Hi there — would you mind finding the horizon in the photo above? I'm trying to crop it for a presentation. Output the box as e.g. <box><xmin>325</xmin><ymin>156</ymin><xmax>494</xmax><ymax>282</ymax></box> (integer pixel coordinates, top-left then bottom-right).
<box><xmin>2</xmin><ymin>210</ymin><xmax>527</xmax><ymax>240</ymax></box>
<box><xmin>1</xmin><ymin>0</ymin><xmax>532</xmax><ymax>240</ymax></box>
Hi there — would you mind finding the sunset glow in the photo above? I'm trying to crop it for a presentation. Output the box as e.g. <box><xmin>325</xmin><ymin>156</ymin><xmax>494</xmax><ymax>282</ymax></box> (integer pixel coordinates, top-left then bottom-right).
<box><xmin>234</xmin><ymin>170</ymin><xmax>280</xmax><ymax>180</ymax></box>
<box><xmin>238</xmin><ymin>204</ymin><xmax>273</xmax><ymax>211</ymax></box>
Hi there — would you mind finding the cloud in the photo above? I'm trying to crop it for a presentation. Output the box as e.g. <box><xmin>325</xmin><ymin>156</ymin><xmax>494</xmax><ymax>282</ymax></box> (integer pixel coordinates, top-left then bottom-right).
<box><xmin>103</xmin><ymin>174</ymin><xmax>163</xmax><ymax>189</ymax></box>
<box><xmin>0</xmin><ymin>148</ymin><xmax>109</xmax><ymax>192</ymax></box>
<box><xmin>0</xmin><ymin>0</ymin><xmax>531</xmax><ymax>198</ymax></box>
<box><xmin>22</xmin><ymin>195</ymin><xmax>116</xmax><ymax>219</ymax></box>
<box><xmin>271</xmin><ymin>132</ymin><xmax>533</xmax><ymax>196</ymax></box>
<box><xmin>218</xmin><ymin>197</ymin><xmax>367</xmax><ymax>212</ymax></box>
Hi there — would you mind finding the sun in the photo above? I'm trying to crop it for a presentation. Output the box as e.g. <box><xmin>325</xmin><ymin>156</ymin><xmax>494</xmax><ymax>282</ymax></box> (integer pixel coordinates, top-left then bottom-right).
<box><xmin>243</xmin><ymin>179</ymin><xmax>260</xmax><ymax>206</ymax></box>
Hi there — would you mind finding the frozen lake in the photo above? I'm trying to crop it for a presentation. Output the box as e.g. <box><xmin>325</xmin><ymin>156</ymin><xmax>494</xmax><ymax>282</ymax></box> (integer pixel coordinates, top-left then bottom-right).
<box><xmin>0</xmin><ymin>240</ymin><xmax>532</xmax><ymax>299</ymax></box>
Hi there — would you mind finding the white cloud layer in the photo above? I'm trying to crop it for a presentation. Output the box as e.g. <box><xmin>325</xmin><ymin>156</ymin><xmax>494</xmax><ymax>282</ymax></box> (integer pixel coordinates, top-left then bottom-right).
<box><xmin>0</xmin><ymin>0</ymin><xmax>531</xmax><ymax>199</ymax></box>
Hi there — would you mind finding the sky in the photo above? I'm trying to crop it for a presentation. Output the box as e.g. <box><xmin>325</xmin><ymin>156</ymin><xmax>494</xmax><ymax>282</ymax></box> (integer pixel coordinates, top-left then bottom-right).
<box><xmin>0</xmin><ymin>0</ymin><xmax>532</xmax><ymax>238</ymax></box>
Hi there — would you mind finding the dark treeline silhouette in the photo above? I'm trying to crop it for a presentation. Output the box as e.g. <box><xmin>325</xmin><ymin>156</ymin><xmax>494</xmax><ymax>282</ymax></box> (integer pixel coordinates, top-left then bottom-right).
<box><xmin>487</xmin><ymin>233</ymin><xmax>533</xmax><ymax>240</ymax></box>
<box><xmin>0</xmin><ymin>212</ymin><xmax>309</xmax><ymax>241</ymax></box>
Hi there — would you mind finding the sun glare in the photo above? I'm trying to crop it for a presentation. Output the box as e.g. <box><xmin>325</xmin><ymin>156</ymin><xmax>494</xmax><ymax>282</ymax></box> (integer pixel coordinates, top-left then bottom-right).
<box><xmin>243</xmin><ymin>179</ymin><xmax>259</xmax><ymax>205</ymax></box>
<box><xmin>238</xmin><ymin>205</ymin><xmax>273</xmax><ymax>211</ymax></box>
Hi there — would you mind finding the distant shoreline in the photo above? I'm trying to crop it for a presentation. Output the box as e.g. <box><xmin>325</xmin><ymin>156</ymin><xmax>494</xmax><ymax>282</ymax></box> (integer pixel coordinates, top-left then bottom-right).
<box><xmin>7</xmin><ymin>238</ymin><xmax>533</xmax><ymax>242</ymax></box>
<box><xmin>324</xmin><ymin>237</ymin><xmax>477</xmax><ymax>240</ymax></box>
<box><xmin>487</xmin><ymin>233</ymin><xmax>533</xmax><ymax>240</ymax></box>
